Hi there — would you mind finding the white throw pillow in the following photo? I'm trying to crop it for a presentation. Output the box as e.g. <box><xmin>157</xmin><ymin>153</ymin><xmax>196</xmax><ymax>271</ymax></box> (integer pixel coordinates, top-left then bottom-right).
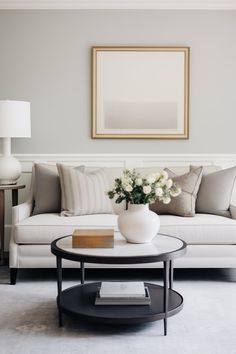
<box><xmin>57</xmin><ymin>164</ymin><xmax>114</xmax><ymax>216</ymax></box>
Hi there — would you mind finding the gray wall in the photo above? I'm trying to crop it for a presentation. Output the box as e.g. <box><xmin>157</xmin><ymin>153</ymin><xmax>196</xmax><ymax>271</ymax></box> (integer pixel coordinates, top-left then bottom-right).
<box><xmin>0</xmin><ymin>10</ymin><xmax>235</xmax><ymax>154</ymax></box>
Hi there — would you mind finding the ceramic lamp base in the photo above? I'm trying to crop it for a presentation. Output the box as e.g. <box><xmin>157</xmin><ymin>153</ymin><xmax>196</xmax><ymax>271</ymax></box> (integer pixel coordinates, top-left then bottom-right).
<box><xmin>0</xmin><ymin>155</ymin><xmax>21</xmax><ymax>185</ymax></box>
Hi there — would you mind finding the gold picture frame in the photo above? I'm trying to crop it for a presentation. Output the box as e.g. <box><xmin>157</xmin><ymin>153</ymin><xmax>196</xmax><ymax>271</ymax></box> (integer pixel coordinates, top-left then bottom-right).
<box><xmin>92</xmin><ymin>46</ymin><xmax>190</xmax><ymax>139</ymax></box>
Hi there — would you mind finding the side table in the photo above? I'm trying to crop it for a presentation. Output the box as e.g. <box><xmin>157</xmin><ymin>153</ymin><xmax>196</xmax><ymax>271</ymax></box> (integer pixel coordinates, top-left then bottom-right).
<box><xmin>0</xmin><ymin>184</ymin><xmax>25</xmax><ymax>265</ymax></box>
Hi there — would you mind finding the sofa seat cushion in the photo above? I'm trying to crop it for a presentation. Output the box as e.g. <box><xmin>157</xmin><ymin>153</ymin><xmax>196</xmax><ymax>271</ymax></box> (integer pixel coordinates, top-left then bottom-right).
<box><xmin>160</xmin><ymin>214</ymin><xmax>236</xmax><ymax>245</ymax></box>
<box><xmin>14</xmin><ymin>213</ymin><xmax>236</xmax><ymax>246</ymax></box>
<box><xmin>14</xmin><ymin>214</ymin><xmax>118</xmax><ymax>244</ymax></box>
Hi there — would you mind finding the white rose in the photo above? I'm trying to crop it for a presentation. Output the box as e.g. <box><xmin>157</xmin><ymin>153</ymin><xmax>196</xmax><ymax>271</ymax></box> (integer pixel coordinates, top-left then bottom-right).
<box><xmin>155</xmin><ymin>172</ymin><xmax>161</xmax><ymax>180</ymax></box>
<box><xmin>122</xmin><ymin>177</ymin><xmax>132</xmax><ymax>187</ymax></box>
<box><xmin>135</xmin><ymin>178</ymin><xmax>143</xmax><ymax>186</ymax></box>
<box><xmin>155</xmin><ymin>187</ymin><xmax>163</xmax><ymax>197</ymax></box>
<box><xmin>165</xmin><ymin>179</ymin><xmax>173</xmax><ymax>189</ymax></box>
<box><xmin>143</xmin><ymin>185</ymin><xmax>152</xmax><ymax>194</ymax></box>
<box><xmin>125</xmin><ymin>184</ymin><xmax>133</xmax><ymax>192</ymax></box>
<box><xmin>177</xmin><ymin>187</ymin><xmax>181</xmax><ymax>195</ymax></box>
<box><xmin>121</xmin><ymin>177</ymin><xmax>128</xmax><ymax>186</ymax></box>
<box><xmin>147</xmin><ymin>174</ymin><xmax>156</xmax><ymax>184</ymax></box>
<box><xmin>170</xmin><ymin>188</ymin><xmax>181</xmax><ymax>197</ymax></box>
<box><xmin>163</xmin><ymin>197</ymin><xmax>171</xmax><ymax>204</ymax></box>
<box><xmin>160</xmin><ymin>170</ymin><xmax>168</xmax><ymax>181</ymax></box>
<box><xmin>157</xmin><ymin>178</ymin><xmax>166</xmax><ymax>187</ymax></box>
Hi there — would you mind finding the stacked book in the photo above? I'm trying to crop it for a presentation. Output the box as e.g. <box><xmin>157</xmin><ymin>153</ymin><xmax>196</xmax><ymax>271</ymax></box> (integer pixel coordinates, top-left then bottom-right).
<box><xmin>95</xmin><ymin>281</ymin><xmax>151</xmax><ymax>305</ymax></box>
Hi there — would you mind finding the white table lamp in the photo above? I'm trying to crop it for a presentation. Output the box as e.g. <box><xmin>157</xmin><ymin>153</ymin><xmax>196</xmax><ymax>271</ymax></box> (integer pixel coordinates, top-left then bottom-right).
<box><xmin>0</xmin><ymin>100</ymin><xmax>31</xmax><ymax>185</ymax></box>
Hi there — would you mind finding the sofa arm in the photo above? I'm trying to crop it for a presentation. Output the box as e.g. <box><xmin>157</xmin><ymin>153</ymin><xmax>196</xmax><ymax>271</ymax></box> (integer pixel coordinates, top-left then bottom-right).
<box><xmin>12</xmin><ymin>201</ymin><xmax>33</xmax><ymax>225</ymax></box>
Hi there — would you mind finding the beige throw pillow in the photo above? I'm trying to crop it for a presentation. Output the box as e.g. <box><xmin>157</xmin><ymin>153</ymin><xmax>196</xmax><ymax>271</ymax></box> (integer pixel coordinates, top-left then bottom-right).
<box><xmin>57</xmin><ymin>164</ymin><xmax>114</xmax><ymax>216</ymax></box>
<box><xmin>32</xmin><ymin>163</ymin><xmax>61</xmax><ymax>215</ymax></box>
<box><xmin>230</xmin><ymin>205</ymin><xmax>236</xmax><ymax>219</ymax></box>
<box><xmin>196</xmin><ymin>166</ymin><xmax>236</xmax><ymax>218</ymax></box>
<box><xmin>32</xmin><ymin>163</ymin><xmax>85</xmax><ymax>215</ymax></box>
<box><xmin>150</xmin><ymin>166</ymin><xmax>203</xmax><ymax>217</ymax></box>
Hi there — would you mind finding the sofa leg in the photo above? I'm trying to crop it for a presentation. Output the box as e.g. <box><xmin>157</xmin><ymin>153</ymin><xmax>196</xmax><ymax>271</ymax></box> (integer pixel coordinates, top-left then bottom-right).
<box><xmin>10</xmin><ymin>268</ymin><xmax>18</xmax><ymax>285</ymax></box>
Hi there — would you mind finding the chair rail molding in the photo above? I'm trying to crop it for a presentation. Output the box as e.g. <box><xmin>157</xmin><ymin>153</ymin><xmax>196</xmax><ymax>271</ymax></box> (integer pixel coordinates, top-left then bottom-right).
<box><xmin>10</xmin><ymin>153</ymin><xmax>236</xmax><ymax>172</ymax></box>
<box><xmin>0</xmin><ymin>0</ymin><xmax>235</xmax><ymax>9</ymax></box>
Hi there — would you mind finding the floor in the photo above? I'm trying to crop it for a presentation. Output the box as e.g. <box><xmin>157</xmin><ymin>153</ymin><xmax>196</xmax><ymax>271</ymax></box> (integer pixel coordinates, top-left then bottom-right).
<box><xmin>1</xmin><ymin>267</ymin><xmax>236</xmax><ymax>354</ymax></box>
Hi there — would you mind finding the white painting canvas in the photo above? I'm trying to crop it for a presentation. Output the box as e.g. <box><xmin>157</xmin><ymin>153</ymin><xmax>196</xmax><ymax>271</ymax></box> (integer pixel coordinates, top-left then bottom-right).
<box><xmin>92</xmin><ymin>47</ymin><xmax>189</xmax><ymax>139</ymax></box>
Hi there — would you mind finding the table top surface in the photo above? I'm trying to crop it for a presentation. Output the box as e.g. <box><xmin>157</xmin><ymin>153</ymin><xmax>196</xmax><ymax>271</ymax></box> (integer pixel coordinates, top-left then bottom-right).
<box><xmin>0</xmin><ymin>184</ymin><xmax>25</xmax><ymax>190</ymax></box>
<box><xmin>51</xmin><ymin>233</ymin><xmax>187</xmax><ymax>264</ymax></box>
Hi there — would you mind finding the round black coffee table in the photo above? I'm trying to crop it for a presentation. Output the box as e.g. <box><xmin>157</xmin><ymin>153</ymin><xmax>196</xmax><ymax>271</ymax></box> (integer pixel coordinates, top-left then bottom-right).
<box><xmin>51</xmin><ymin>233</ymin><xmax>186</xmax><ymax>336</ymax></box>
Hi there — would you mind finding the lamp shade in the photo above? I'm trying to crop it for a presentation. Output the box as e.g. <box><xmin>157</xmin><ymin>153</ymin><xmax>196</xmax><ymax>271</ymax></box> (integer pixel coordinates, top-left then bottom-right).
<box><xmin>0</xmin><ymin>100</ymin><xmax>31</xmax><ymax>137</ymax></box>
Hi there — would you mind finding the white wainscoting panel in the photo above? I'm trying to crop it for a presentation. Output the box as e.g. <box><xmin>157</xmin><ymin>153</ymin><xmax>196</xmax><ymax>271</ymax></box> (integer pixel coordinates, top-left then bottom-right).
<box><xmin>16</xmin><ymin>153</ymin><xmax>236</xmax><ymax>172</ymax></box>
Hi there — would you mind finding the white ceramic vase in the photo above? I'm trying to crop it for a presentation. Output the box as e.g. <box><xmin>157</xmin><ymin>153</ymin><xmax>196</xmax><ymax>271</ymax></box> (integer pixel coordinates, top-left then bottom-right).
<box><xmin>118</xmin><ymin>204</ymin><xmax>160</xmax><ymax>244</ymax></box>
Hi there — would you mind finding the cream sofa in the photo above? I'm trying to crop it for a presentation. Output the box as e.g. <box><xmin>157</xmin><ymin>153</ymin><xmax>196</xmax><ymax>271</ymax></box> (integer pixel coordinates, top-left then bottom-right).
<box><xmin>9</xmin><ymin>164</ymin><xmax>236</xmax><ymax>284</ymax></box>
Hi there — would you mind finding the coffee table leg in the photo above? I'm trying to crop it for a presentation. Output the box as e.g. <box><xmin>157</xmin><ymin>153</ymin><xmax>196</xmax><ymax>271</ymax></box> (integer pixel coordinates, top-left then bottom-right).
<box><xmin>169</xmin><ymin>260</ymin><xmax>173</xmax><ymax>289</ymax></box>
<box><xmin>80</xmin><ymin>262</ymin><xmax>85</xmax><ymax>284</ymax></box>
<box><xmin>56</xmin><ymin>256</ymin><xmax>63</xmax><ymax>327</ymax></box>
<box><xmin>163</xmin><ymin>261</ymin><xmax>170</xmax><ymax>336</ymax></box>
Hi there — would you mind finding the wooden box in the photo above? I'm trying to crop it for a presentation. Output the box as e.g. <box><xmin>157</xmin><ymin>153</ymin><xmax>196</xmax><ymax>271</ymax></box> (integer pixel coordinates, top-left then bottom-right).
<box><xmin>72</xmin><ymin>229</ymin><xmax>114</xmax><ymax>248</ymax></box>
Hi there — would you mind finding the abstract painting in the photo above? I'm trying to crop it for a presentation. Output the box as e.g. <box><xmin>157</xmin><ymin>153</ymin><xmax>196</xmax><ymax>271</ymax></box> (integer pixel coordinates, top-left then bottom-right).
<box><xmin>92</xmin><ymin>47</ymin><xmax>189</xmax><ymax>139</ymax></box>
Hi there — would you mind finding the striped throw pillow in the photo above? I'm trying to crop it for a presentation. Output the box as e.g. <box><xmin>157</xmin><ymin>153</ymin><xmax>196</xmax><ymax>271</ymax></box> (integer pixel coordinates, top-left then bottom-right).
<box><xmin>57</xmin><ymin>164</ymin><xmax>114</xmax><ymax>216</ymax></box>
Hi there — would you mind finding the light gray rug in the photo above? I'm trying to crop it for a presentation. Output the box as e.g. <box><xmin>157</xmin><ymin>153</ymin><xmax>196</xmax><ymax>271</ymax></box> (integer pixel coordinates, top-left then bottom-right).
<box><xmin>1</xmin><ymin>268</ymin><xmax>236</xmax><ymax>354</ymax></box>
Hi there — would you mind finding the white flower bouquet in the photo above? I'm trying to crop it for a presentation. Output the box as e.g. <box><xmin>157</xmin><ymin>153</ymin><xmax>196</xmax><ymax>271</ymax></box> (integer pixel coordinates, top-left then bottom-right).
<box><xmin>107</xmin><ymin>169</ymin><xmax>181</xmax><ymax>205</ymax></box>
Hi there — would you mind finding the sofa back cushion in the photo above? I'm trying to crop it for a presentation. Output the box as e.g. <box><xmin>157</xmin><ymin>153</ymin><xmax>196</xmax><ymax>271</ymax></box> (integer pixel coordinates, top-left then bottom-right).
<box><xmin>57</xmin><ymin>164</ymin><xmax>114</xmax><ymax>216</ymax></box>
<box><xmin>196</xmin><ymin>166</ymin><xmax>236</xmax><ymax>218</ymax></box>
<box><xmin>86</xmin><ymin>165</ymin><xmax>221</xmax><ymax>215</ymax></box>
<box><xmin>230</xmin><ymin>205</ymin><xmax>236</xmax><ymax>219</ymax></box>
<box><xmin>31</xmin><ymin>162</ymin><xmax>223</xmax><ymax>217</ymax></box>
<box><xmin>32</xmin><ymin>163</ymin><xmax>84</xmax><ymax>215</ymax></box>
<box><xmin>231</xmin><ymin>182</ymin><xmax>236</xmax><ymax>207</ymax></box>
<box><xmin>32</xmin><ymin>163</ymin><xmax>62</xmax><ymax>215</ymax></box>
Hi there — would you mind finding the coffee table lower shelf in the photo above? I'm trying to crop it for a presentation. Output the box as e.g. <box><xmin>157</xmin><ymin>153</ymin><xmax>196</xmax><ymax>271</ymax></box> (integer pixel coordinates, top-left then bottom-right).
<box><xmin>58</xmin><ymin>282</ymin><xmax>183</xmax><ymax>326</ymax></box>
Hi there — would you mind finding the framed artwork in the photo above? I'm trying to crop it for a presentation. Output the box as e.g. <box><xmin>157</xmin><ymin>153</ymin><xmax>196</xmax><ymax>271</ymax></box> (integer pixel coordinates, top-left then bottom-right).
<box><xmin>92</xmin><ymin>46</ymin><xmax>190</xmax><ymax>139</ymax></box>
